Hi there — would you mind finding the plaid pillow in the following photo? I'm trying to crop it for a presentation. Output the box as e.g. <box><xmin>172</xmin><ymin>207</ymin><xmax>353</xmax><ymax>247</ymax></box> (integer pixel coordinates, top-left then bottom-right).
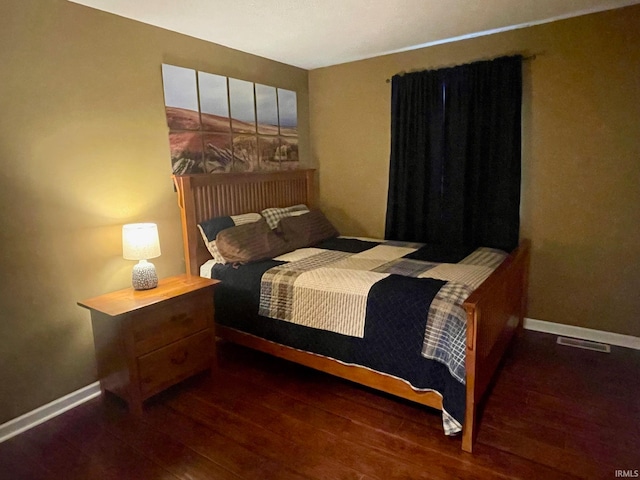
<box><xmin>197</xmin><ymin>213</ymin><xmax>262</xmax><ymax>263</ymax></box>
<box><xmin>261</xmin><ymin>204</ymin><xmax>309</xmax><ymax>229</ymax></box>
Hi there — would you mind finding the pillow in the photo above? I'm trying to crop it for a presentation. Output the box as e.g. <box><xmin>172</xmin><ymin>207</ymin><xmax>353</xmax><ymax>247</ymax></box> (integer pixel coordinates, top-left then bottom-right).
<box><xmin>277</xmin><ymin>209</ymin><xmax>339</xmax><ymax>250</ymax></box>
<box><xmin>261</xmin><ymin>204</ymin><xmax>309</xmax><ymax>229</ymax></box>
<box><xmin>197</xmin><ymin>212</ymin><xmax>262</xmax><ymax>263</ymax></box>
<box><xmin>215</xmin><ymin>218</ymin><xmax>290</xmax><ymax>264</ymax></box>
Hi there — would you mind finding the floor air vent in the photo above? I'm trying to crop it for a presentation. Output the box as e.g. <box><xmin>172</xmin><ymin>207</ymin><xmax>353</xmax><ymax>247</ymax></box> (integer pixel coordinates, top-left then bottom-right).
<box><xmin>557</xmin><ymin>336</ymin><xmax>611</xmax><ymax>353</ymax></box>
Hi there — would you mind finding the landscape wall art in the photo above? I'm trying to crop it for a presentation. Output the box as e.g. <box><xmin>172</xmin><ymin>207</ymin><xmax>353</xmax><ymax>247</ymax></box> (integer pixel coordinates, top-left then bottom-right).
<box><xmin>161</xmin><ymin>64</ymin><xmax>298</xmax><ymax>174</ymax></box>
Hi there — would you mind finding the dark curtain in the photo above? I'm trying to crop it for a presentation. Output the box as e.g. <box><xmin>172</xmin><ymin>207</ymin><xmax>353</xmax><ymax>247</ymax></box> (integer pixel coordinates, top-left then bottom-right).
<box><xmin>384</xmin><ymin>55</ymin><xmax>522</xmax><ymax>252</ymax></box>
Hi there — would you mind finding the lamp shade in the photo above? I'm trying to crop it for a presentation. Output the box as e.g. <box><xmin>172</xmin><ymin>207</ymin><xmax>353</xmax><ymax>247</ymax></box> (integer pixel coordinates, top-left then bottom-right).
<box><xmin>122</xmin><ymin>223</ymin><xmax>161</xmax><ymax>261</ymax></box>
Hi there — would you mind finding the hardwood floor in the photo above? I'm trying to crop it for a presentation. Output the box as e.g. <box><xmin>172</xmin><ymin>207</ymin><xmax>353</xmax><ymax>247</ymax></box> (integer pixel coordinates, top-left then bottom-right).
<box><xmin>1</xmin><ymin>330</ymin><xmax>638</xmax><ymax>479</ymax></box>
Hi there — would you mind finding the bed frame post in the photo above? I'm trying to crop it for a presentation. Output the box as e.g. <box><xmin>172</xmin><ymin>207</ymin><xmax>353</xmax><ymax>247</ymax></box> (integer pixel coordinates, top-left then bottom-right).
<box><xmin>173</xmin><ymin>175</ymin><xmax>199</xmax><ymax>275</ymax></box>
<box><xmin>462</xmin><ymin>317</ymin><xmax>479</xmax><ymax>453</ymax></box>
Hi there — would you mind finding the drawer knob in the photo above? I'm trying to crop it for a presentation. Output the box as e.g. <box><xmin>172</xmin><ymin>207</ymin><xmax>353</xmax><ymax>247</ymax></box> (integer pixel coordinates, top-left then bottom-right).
<box><xmin>170</xmin><ymin>313</ymin><xmax>191</xmax><ymax>324</ymax></box>
<box><xmin>171</xmin><ymin>350</ymin><xmax>188</xmax><ymax>365</ymax></box>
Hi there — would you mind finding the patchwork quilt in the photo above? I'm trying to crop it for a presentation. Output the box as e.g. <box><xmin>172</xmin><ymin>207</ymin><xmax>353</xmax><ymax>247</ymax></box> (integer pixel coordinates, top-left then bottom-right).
<box><xmin>261</xmin><ymin>241</ymin><xmax>506</xmax><ymax>384</ymax></box>
<box><xmin>210</xmin><ymin>238</ymin><xmax>507</xmax><ymax>435</ymax></box>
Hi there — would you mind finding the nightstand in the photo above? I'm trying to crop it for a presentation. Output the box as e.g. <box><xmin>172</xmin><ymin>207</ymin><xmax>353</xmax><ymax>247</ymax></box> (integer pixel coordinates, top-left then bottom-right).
<box><xmin>78</xmin><ymin>274</ymin><xmax>220</xmax><ymax>414</ymax></box>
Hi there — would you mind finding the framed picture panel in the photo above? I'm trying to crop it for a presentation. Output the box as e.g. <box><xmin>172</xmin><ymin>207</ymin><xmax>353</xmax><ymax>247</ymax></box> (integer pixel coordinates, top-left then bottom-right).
<box><xmin>161</xmin><ymin>64</ymin><xmax>298</xmax><ymax>174</ymax></box>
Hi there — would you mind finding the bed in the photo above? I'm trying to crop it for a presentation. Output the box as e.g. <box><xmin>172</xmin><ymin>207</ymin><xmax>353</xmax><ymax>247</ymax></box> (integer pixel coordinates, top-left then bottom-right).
<box><xmin>173</xmin><ymin>168</ymin><xmax>530</xmax><ymax>453</ymax></box>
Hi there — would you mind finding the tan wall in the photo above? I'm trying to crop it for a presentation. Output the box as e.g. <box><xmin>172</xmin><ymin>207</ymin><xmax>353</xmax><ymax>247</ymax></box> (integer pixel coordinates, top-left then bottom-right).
<box><xmin>0</xmin><ymin>0</ymin><xmax>309</xmax><ymax>423</ymax></box>
<box><xmin>310</xmin><ymin>6</ymin><xmax>640</xmax><ymax>336</ymax></box>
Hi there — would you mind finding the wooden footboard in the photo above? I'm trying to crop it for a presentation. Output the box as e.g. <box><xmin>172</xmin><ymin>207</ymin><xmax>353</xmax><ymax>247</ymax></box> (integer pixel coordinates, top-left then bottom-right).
<box><xmin>173</xmin><ymin>170</ymin><xmax>530</xmax><ymax>453</ymax></box>
<box><xmin>461</xmin><ymin>239</ymin><xmax>530</xmax><ymax>452</ymax></box>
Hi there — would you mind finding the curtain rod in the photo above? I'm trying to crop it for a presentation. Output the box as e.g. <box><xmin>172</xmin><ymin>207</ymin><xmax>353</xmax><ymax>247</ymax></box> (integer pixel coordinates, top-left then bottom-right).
<box><xmin>385</xmin><ymin>53</ymin><xmax>538</xmax><ymax>83</ymax></box>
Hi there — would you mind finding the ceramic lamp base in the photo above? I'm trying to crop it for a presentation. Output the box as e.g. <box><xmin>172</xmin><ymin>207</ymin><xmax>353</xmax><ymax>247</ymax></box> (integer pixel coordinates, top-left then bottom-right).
<box><xmin>132</xmin><ymin>260</ymin><xmax>158</xmax><ymax>290</ymax></box>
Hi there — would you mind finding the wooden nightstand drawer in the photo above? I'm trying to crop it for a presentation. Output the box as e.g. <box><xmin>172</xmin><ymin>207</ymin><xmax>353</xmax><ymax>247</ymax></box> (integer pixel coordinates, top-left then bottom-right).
<box><xmin>131</xmin><ymin>291</ymin><xmax>213</xmax><ymax>355</ymax></box>
<box><xmin>137</xmin><ymin>329</ymin><xmax>213</xmax><ymax>399</ymax></box>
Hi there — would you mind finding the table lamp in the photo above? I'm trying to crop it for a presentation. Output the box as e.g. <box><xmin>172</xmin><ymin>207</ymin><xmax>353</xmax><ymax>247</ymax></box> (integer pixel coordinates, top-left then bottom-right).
<box><xmin>122</xmin><ymin>223</ymin><xmax>161</xmax><ymax>290</ymax></box>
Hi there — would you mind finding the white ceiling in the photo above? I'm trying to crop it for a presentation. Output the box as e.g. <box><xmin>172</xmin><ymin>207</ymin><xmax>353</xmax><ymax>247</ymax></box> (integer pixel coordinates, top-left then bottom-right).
<box><xmin>69</xmin><ymin>0</ymin><xmax>640</xmax><ymax>69</ymax></box>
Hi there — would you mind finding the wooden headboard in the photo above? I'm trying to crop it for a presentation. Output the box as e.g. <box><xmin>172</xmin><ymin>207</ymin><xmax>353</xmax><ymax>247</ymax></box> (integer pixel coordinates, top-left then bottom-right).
<box><xmin>173</xmin><ymin>169</ymin><xmax>316</xmax><ymax>276</ymax></box>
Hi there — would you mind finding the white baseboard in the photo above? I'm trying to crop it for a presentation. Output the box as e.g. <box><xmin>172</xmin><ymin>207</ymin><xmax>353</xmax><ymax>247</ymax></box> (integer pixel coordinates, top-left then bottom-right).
<box><xmin>524</xmin><ymin>318</ymin><xmax>640</xmax><ymax>350</ymax></box>
<box><xmin>0</xmin><ymin>382</ymin><xmax>101</xmax><ymax>444</ymax></box>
